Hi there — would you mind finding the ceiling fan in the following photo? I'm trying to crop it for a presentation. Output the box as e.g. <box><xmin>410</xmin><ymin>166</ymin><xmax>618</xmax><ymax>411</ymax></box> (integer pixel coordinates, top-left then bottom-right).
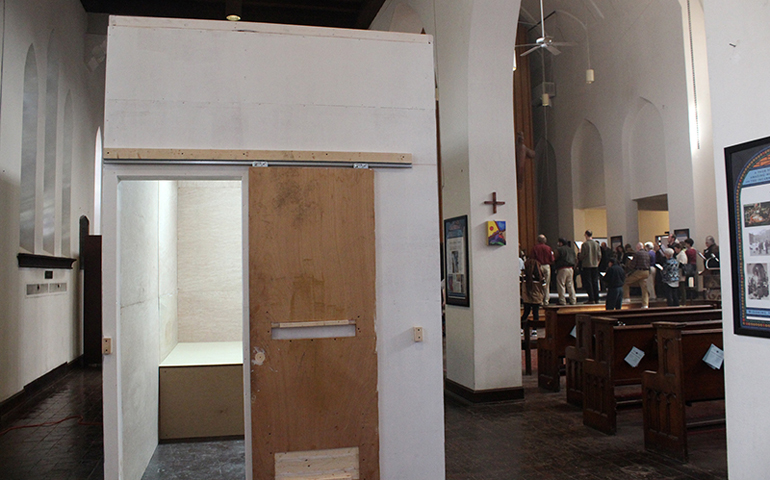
<box><xmin>516</xmin><ymin>0</ymin><xmax>574</xmax><ymax>57</ymax></box>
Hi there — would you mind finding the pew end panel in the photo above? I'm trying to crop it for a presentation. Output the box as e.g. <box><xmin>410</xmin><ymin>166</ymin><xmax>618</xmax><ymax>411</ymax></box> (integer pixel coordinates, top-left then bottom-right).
<box><xmin>642</xmin><ymin>322</ymin><xmax>725</xmax><ymax>461</ymax></box>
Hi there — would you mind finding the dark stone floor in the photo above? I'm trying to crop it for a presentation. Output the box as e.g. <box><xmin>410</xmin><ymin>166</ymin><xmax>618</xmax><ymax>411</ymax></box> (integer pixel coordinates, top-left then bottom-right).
<box><xmin>0</xmin><ymin>366</ymin><xmax>104</xmax><ymax>480</ymax></box>
<box><xmin>0</xmin><ymin>363</ymin><xmax>727</xmax><ymax>480</ymax></box>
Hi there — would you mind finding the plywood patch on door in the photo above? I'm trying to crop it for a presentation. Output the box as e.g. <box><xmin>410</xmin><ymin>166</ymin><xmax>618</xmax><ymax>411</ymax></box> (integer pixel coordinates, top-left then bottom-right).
<box><xmin>275</xmin><ymin>447</ymin><xmax>359</xmax><ymax>479</ymax></box>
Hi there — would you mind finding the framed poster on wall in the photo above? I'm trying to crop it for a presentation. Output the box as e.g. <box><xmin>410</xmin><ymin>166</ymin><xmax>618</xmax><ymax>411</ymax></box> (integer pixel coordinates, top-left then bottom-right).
<box><xmin>610</xmin><ymin>236</ymin><xmax>623</xmax><ymax>250</ymax></box>
<box><xmin>726</xmin><ymin>135</ymin><xmax>770</xmax><ymax>338</ymax></box>
<box><xmin>444</xmin><ymin>215</ymin><xmax>470</xmax><ymax>307</ymax></box>
<box><xmin>674</xmin><ymin>228</ymin><xmax>690</xmax><ymax>244</ymax></box>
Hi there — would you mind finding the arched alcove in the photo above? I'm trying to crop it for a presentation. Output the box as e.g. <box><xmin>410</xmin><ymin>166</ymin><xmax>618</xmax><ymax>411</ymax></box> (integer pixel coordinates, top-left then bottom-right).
<box><xmin>93</xmin><ymin>127</ymin><xmax>102</xmax><ymax>234</ymax></box>
<box><xmin>20</xmin><ymin>45</ymin><xmax>38</xmax><ymax>253</ymax></box>
<box><xmin>627</xmin><ymin>98</ymin><xmax>666</xmax><ymax>200</ymax></box>
<box><xmin>43</xmin><ymin>31</ymin><xmax>60</xmax><ymax>255</ymax></box>
<box><xmin>61</xmin><ymin>91</ymin><xmax>73</xmax><ymax>256</ymax></box>
<box><xmin>571</xmin><ymin>119</ymin><xmax>605</xmax><ymax>209</ymax></box>
<box><xmin>536</xmin><ymin>137</ymin><xmax>559</xmax><ymax>237</ymax></box>
<box><xmin>389</xmin><ymin>3</ymin><xmax>424</xmax><ymax>33</ymax></box>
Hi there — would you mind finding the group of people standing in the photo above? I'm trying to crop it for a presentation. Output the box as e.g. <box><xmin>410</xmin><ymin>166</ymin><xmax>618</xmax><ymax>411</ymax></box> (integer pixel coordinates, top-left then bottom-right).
<box><xmin>520</xmin><ymin>232</ymin><xmax>720</xmax><ymax>318</ymax></box>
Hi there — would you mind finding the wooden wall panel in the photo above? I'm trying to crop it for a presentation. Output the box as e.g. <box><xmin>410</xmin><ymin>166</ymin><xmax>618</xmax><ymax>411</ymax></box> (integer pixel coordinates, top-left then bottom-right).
<box><xmin>514</xmin><ymin>25</ymin><xmax>538</xmax><ymax>254</ymax></box>
<box><xmin>249</xmin><ymin>168</ymin><xmax>378</xmax><ymax>479</ymax></box>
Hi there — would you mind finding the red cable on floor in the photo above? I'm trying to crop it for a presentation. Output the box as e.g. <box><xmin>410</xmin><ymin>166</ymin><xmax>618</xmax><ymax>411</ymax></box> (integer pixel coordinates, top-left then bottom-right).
<box><xmin>0</xmin><ymin>415</ymin><xmax>102</xmax><ymax>437</ymax></box>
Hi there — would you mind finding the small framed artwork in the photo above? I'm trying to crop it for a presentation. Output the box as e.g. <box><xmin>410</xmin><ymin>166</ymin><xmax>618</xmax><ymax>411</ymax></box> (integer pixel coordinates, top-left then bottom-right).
<box><xmin>444</xmin><ymin>215</ymin><xmax>470</xmax><ymax>307</ymax></box>
<box><xmin>610</xmin><ymin>236</ymin><xmax>623</xmax><ymax>250</ymax></box>
<box><xmin>486</xmin><ymin>220</ymin><xmax>506</xmax><ymax>246</ymax></box>
<box><xmin>674</xmin><ymin>228</ymin><xmax>690</xmax><ymax>244</ymax></box>
<box><xmin>725</xmin><ymin>135</ymin><xmax>770</xmax><ymax>338</ymax></box>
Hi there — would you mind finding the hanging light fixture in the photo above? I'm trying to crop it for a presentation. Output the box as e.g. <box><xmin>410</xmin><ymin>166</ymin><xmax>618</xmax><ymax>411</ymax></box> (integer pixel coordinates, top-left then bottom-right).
<box><xmin>586</xmin><ymin>68</ymin><xmax>595</xmax><ymax>84</ymax></box>
<box><xmin>226</xmin><ymin>0</ymin><xmax>242</xmax><ymax>21</ymax></box>
<box><xmin>541</xmin><ymin>93</ymin><xmax>551</xmax><ymax>107</ymax></box>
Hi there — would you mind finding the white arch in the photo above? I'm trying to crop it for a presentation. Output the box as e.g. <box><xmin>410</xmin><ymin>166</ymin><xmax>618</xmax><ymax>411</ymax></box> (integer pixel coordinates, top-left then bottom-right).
<box><xmin>571</xmin><ymin>119</ymin><xmax>605</xmax><ymax>209</ymax></box>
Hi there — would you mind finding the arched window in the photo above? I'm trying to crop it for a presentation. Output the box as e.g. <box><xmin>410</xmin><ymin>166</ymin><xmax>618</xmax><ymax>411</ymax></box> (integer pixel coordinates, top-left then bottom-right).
<box><xmin>61</xmin><ymin>92</ymin><xmax>73</xmax><ymax>256</ymax></box>
<box><xmin>93</xmin><ymin>127</ymin><xmax>102</xmax><ymax>234</ymax></box>
<box><xmin>20</xmin><ymin>45</ymin><xmax>39</xmax><ymax>253</ymax></box>
<box><xmin>43</xmin><ymin>32</ymin><xmax>60</xmax><ymax>255</ymax></box>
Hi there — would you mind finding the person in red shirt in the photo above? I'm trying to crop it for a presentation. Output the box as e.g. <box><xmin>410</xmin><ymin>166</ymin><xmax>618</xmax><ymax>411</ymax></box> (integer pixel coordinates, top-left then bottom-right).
<box><xmin>531</xmin><ymin>234</ymin><xmax>554</xmax><ymax>306</ymax></box>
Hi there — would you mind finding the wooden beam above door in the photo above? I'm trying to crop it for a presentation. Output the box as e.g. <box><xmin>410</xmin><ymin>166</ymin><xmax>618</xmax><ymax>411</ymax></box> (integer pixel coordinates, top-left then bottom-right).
<box><xmin>103</xmin><ymin>148</ymin><xmax>412</xmax><ymax>168</ymax></box>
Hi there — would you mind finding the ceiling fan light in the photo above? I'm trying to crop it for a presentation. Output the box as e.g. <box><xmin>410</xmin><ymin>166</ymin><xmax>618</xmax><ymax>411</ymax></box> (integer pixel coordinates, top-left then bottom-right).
<box><xmin>586</xmin><ymin>68</ymin><xmax>595</xmax><ymax>84</ymax></box>
<box><xmin>542</xmin><ymin>93</ymin><xmax>551</xmax><ymax>107</ymax></box>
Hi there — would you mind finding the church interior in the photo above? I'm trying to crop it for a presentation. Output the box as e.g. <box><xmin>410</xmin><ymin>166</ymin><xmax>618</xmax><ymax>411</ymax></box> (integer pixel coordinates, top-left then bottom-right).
<box><xmin>0</xmin><ymin>0</ymin><xmax>768</xmax><ymax>479</ymax></box>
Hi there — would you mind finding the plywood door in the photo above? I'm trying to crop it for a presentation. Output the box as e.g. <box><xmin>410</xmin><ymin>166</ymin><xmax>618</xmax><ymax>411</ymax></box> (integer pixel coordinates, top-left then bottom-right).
<box><xmin>249</xmin><ymin>167</ymin><xmax>378</xmax><ymax>480</ymax></box>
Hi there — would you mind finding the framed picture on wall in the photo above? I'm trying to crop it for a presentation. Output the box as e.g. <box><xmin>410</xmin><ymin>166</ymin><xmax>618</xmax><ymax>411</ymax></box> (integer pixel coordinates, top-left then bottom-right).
<box><xmin>674</xmin><ymin>228</ymin><xmax>690</xmax><ymax>244</ymax></box>
<box><xmin>610</xmin><ymin>236</ymin><xmax>623</xmax><ymax>250</ymax></box>
<box><xmin>726</xmin><ymin>135</ymin><xmax>770</xmax><ymax>338</ymax></box>
<box><xmin>444</xmin><ymin>215</ymin><xmax>470</xmax><ymax>307</ymax></box>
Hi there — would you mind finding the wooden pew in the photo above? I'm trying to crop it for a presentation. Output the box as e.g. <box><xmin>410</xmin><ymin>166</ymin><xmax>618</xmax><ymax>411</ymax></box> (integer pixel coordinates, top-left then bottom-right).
<box><xmin>537</xmin><ymin>301</ymin><xmax>713</xmax><ymax>392</ymax></box>
<box><xmin>565</xmin><ymin>305</ymin><xmax>721</xmax><ymax>406</ymax></box>
<box><xmin>581</xmin><ymin>311</ymin><xmax>722</xmax><ymax>435</ymax></box>
<box><xmin>642</xmin><ymin>322</ymin><xmax>725</xmax><ymax>461</ymax></box>
<box><xmin>538</xmin><ymin>304</ymin><xmax>641</xmax><ymax>391</ymax></box>
<box><xmin>521</xmin><ymin>317</ymin><xmax>545</xmax><ymax>375</ymax></box>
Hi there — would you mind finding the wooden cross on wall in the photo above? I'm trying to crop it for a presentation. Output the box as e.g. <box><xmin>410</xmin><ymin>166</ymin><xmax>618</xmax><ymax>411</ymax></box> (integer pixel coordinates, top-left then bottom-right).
<box><xmin>484</xmin><ymin>192</ymin><xmax>505</xmax><ymax>214</ymax></box>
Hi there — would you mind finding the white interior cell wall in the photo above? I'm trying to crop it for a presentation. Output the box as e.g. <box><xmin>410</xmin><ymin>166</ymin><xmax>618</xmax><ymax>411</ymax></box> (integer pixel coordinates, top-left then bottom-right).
<box><xmin>103</xmin><ymin>17</ymin><xmax>443</xmax><ymax>480</ymax></box>
<box><xmin>704</xmin><ymin>2</ymin><xmax>770</xmax><ymax>478</ymax></box>
<box><xmin>158</xmin><ymin>181</ymin><xmax>178</xmax><ymax>361</ymax></box>
<box><xmin>0</xmin><ymin>0</ymin><xmax>102</xmax><ymax>404</ymax></box>
<box><xmin>176</xmin><ymin>180</ymin><xmax>242</xmax><ymax>343</ymax></box>
<box><xmin>118</xmin><ymin>181</ymin><xmax>161</xmax><ymax>480</ymax></box>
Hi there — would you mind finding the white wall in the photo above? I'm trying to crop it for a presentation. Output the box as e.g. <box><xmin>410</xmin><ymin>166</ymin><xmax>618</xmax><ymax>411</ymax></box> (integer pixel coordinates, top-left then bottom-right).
<box><xmin>118</xmin><ymin>180</ymin><xmax>162</xmax><ymax>480</ymax></box>
<box><xmin>0</xmin><ymin>0</ymin><xmax>103</xmax><ymax>404</ymax></box>
<box><xmin>158</xmin><ymin>181</ymin><xmax>178</xmax><ymax>361</ymax></box>
<box><xmin>177</xmin><ymin>180</ymin><xmax>242</xmax><ymax>343</ymax></box>
<box><xmin>704</xmin><ymin>2</ymin><xmax>770</xmax><ymax>478</ymax></box>
<box><xmin>374</xmin><ymin>0</ymin><xmax>523</xmax><ymax>394</ymax></box>
<box><xmin>103</xmin><ymin>17</ymin><xmax>444</xmax><ymax>480</ymax></box>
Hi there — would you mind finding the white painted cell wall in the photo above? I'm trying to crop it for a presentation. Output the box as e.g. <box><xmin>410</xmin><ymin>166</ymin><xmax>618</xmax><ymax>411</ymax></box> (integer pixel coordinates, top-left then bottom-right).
<box><xmin>0</xmin><ymin>0</ymin><xmax>102</xmax><ymax>404</ymax></box>
<box><xmin>704</xmin><ymin>2</ymin><xmax>770</xmax><ymax>478</ymax></box>
<box><xmin>176</xmin><ymin>181</ymin><xmax>242</xmax><ymax>344</ymax></box>
<box><xmin>103</xmin><ymin>17</ymin><xmax>444</xmax><ymax>480</ymax></box>
<box><xmin>118</xmin><ymin>180</ymin><xmax>162</xmax><ymax>480</ymax></box>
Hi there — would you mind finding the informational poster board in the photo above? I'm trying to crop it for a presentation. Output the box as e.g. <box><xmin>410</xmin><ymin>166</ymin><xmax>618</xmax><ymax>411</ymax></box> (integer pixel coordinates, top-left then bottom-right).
<box><xmin>444</xmin><ymin>216</ymin><xmax>470</xmax><ymax>307</ymax></box>
<box><xmin>726</xmin><ymin>135</ymin><xmax>770</xmax><ymax>337</ymax></box>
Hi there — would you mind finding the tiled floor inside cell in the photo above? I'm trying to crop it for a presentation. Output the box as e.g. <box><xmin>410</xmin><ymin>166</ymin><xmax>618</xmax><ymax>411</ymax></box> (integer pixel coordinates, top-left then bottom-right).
<box><xmin>0</xmin><ymin>362</ymin><xmax>726</xmax><ymax>480</ymax></box>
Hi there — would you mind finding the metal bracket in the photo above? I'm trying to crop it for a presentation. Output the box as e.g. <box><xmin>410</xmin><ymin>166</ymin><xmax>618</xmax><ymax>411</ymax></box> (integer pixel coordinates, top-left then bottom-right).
<box><xmin>251</xmin><ymin>161</ymin><xmax>269</xmax><ymax>167</ymax></box>
<box><xmin>353</xmin><ymin>163</ymin><xmax>369</xmax><ymax>169</ymax></box>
